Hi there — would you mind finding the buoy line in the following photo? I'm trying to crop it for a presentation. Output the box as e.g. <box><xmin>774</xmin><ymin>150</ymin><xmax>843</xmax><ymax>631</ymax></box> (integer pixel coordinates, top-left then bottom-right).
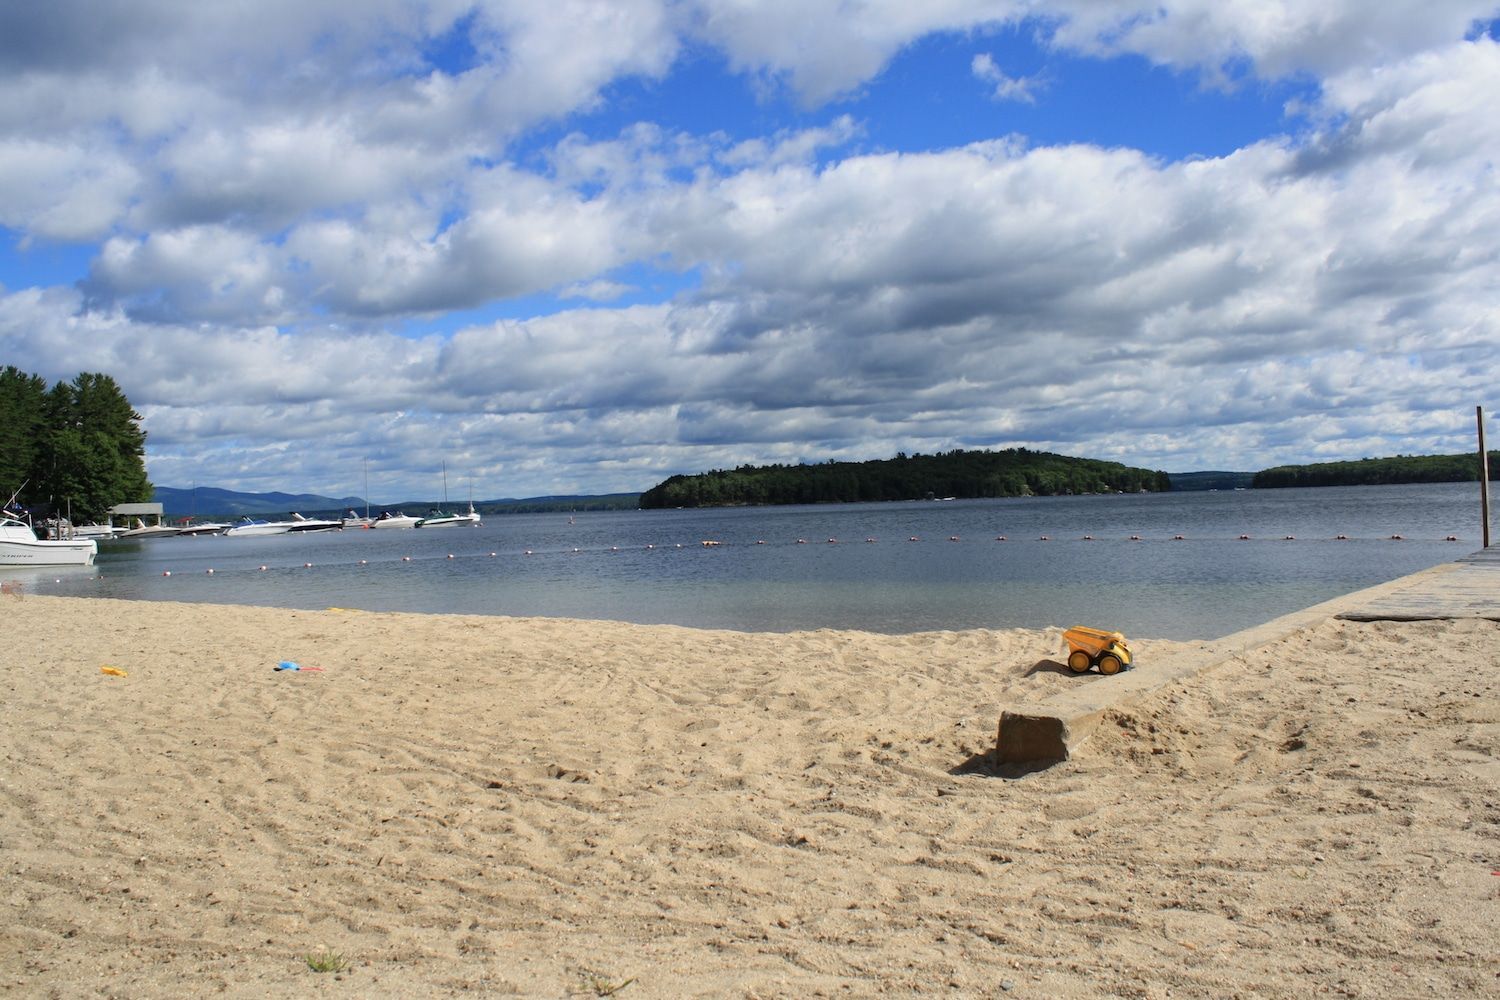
<box><xmin>143</xmin><ymin>528</ymin><xmax>1454</xmax><ymax>579</ymax></box>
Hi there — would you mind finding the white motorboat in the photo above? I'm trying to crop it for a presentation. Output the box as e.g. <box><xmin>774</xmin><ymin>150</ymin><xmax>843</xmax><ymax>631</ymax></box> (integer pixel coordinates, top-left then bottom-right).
<box><xmin>285</xmin><ymin>513</ymin><xmax>342</xmax><ymax>532</ymax></box>
<box><xmin>41</xmin><ymin>517</ymin><xmax>116</xmax><ymax>540</ymax></box>
<box><xmin>177</xmin><ymin>520</ymin><xmax>231</xmax><ymax>536</ymax></box>
<box><xmin>223</xmin><ymin>517</ymin><xmax>294</xmax><ymax>537</ymax></box>
<box><xmin>0</xmin><ymin>509</ymin><xmax>97</xmax><ymax>566</ymax></box>
<box><xmin>371</xmin><ymin>511</ymin><xmax>420</xmax><ymax>529</ymax></box>
<box><xmin>417</xmin><ymin>501</ymin><xmax>481</xmax><ymax>528</ymax></box>
<box><xmin>119</xmin><ymin>517</ymin><xmax>181</xmax><ymax>539</ymax></box>
<box><xmin>342</xmin><ymin>509</ymin><xmax>376</xmax><ymax>529</ymax></box>
<box><xmin>416</xmin><ymin>463</ymin><xmax>481</xmax><ymax>527</ymax></box>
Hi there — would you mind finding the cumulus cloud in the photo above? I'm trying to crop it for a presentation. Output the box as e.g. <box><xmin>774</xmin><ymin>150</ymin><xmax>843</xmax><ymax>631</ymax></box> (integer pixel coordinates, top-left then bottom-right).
<box><xmin>1</xmin><ymin>3</ymin><xmax>1497</xmax><ymax>497</ymax></box>
<box><xmin>971</xmin><ymin>53</ymin><xmax>1043</xmax><ymax>103</ymax></box>
<box><xmin>1042</xmin><ymin>0</ymin><xmax>1500</xmax><ymax>81</ymax></box>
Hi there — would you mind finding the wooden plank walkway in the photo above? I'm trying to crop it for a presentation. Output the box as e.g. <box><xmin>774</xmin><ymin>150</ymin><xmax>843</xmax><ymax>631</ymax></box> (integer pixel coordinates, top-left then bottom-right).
<box><xmin>995</xmin><ymin>548</ymin><xmax>1498</xmax><ymax>767</ymax></box>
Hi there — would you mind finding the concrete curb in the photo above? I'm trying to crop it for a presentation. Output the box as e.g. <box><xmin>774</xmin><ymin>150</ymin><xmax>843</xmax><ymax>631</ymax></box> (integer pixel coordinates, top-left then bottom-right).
<box><xmin>994</xmin><ymin>559</ymin><xmax>1470</xmax><ymax>766</ymax></box>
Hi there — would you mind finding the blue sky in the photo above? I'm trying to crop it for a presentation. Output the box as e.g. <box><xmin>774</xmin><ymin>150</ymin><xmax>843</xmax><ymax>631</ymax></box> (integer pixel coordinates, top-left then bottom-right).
<box><xmin>2</xmin><ymin>2</ymin><xmax>1498</xmax><ymax>500</ymax></box>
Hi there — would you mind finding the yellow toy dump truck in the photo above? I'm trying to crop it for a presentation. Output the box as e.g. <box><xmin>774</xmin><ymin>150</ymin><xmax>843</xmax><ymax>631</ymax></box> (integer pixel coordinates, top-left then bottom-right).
<box><xmin>1063</xmin><ymin>626</ymin><xmax>1133</xmax><ymax>675</ymax></box>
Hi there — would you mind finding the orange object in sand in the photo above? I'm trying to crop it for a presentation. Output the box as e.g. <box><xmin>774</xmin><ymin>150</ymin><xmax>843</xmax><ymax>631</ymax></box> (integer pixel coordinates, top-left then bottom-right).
<box><xmin>1062</xmin><ymin>626</ymin><xmax>1132</xmax><ymax>676</ymax></box>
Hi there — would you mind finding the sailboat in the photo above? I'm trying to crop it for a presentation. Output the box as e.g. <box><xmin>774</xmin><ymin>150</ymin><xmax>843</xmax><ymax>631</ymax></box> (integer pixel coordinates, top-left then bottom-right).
<box><xmin>416</xmin><ymin>464</ymin><xmax>481</xmax><ymax>528</ymax></box>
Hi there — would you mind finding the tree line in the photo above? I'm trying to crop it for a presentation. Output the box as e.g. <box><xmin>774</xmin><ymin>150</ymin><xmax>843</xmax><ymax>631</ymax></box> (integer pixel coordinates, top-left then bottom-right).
<box><xmin>1252</xmin><ymin>452</ymin><xmax>1500</xmax><ymax>488</ymax></box>
<box><xmin>0</xmin><ymin>367</ymin><xmax>152</xmax><ymax>522</ymax></box>
<box><xmin>640</xmin><ymin>448</ymin><xmax>1171</xmax><ymax>508</ymax></box>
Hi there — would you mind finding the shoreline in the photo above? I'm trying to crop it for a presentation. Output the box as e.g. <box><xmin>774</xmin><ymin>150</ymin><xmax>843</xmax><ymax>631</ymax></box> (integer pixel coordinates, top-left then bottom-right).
<box><xmin>4</xmin><ymin>588</ymin><xmax>1496</xmax><ymax>997</ymax></box>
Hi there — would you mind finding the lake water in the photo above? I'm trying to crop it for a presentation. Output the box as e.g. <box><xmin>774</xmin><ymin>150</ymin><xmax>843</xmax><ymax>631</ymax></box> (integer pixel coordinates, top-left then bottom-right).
<box><xmin>7</xmin><ymin>482</ymin><xmax>1488</xmax><ymax>639</ymax></box>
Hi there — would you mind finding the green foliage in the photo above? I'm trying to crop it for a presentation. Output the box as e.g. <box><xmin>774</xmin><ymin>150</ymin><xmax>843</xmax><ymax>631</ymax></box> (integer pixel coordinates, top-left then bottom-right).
<box><xmin>1252</xmin><ymin>452</ymin><xmax>1500</xmax><ymax>488</ymax></box>
<box><xmin>480</xmin><ymin>493</ymin><xmax>642</xmax><ymax>514</ymax></box>
<box><xmin>0</xmin><ymin>368</ymin><xmax>151</xmax><ymax>520</ymax></box>
<box><xmin>1167</xmin><ymin>471</ymin><xmax>1255</xmax><ymax>491</ymax></box>
<box><xmin>303</xmin><ymin>946</ymin><xmax>350</xmax><ymax>973</ymax></box>
<box><xmin>0</xmin><ymin>366</ymin><xmax>48</xmax><ymax>496</ymax></box>
<box><xmin>640</xmin><ymin>448</ymin><xmax>1171</xmax><ymax>508</ymax></box>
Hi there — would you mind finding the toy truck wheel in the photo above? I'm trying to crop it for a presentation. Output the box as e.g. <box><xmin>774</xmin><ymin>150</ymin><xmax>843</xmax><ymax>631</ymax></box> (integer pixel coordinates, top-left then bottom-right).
<box><xmin>1097</xmin><ymin>652</ymin><xmax>1124</xmax><ymax>675</ymax></box>
<box><xmin>1067</xmin><ymin>650</ymin><xmax>1093</xmax><ymax>673</ymax></box>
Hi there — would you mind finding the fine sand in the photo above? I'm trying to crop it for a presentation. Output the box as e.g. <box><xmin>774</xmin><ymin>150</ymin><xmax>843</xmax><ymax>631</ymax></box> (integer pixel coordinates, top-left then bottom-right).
<box><xmin>2</xmin><ymin>594</ymin><xmax>1496</xmax><ymax>998</ymax></box>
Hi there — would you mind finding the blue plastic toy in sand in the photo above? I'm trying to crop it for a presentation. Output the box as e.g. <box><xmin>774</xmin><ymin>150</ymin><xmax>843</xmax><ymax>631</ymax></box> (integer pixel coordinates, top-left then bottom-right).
<box><xmin>275</xmin><ymin>660</ymin><xmax>300</xmax><ymax>671</ymax></box>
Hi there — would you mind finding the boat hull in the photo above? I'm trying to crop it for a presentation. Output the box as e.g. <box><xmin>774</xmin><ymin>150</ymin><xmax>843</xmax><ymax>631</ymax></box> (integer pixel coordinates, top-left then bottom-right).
<box><xmin>0</xmin><ymin>538</ymin><xmax>97</xmax><ymax>566</ymax></box>
<box><xmin>416</xmin><ymin>514</ymin><xmax>481</xmax><ymax>527</ymax></box>
<box><xmin>223</xmin><ymin>522</ymin><xmax>293</xmax><ymax>537</ymax></box>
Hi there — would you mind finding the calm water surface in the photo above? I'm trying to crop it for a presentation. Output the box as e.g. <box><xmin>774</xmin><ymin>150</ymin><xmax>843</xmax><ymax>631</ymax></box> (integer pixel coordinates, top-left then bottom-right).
<box><xmin>8</xmin><ymin>483</ymin><xmax>1487</xmax><ymax>639</ymax></box>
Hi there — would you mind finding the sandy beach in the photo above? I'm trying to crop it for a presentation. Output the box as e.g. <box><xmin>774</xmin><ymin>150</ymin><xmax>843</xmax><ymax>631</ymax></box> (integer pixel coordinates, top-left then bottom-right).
<box><xmin>2</xmin><ymin>593</ymin><xmax>1496</xmax><ymax>998</ymax></box>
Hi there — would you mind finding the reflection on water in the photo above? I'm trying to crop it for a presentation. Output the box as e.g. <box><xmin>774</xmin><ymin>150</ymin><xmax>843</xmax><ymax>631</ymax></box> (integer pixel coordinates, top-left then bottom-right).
<box><xmin>6</xmin><ymin>482</ymin><xmax>1485</xmax><ymax>639</ymax></box>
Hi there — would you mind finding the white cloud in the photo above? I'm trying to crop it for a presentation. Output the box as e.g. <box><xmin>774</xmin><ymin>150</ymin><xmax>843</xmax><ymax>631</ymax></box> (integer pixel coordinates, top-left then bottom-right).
<box><xmin>0</xmin><ymin>137</ymin><xmax>140</xmax><ymax>241</ymax></box>
<box><xmin>1</xmin><ymin>4</ymin><xmax>1498</xmax><ymax>497</ymax></box>
<box><xmin>561</xmin><ymin>280</ymin><xmax>637</xmax><ymax>302</ymax></box>
<box><xmin>688</xmin><ymin>0</ymin><xmax>1024</xmax><ymax>104</ymax></box>
<box><xmin>1041</xmin><ymin>0</ymin><xmax>1500</xmax><ymax>80</ymax></box>
<box><xmin>971</xmin><ymin>53</ymin><xmax>1043</xmax><ymax>103</ymax></box>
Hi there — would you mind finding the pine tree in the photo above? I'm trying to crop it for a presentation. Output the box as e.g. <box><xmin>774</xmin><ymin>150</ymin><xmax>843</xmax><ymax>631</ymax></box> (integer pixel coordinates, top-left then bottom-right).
<box><xmin>2</xmin><ymin>370</ymin><xmax>152</xmax><ymax>520</ymax></box>
<box><xmin>0</xmin><ymin>366</ymin><xmax>49</xmax><ymax>499</ymax></box>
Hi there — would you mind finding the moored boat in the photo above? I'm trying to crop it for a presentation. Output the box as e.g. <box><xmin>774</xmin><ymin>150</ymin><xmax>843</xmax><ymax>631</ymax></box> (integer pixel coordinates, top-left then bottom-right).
<box><xmin>223</xmin><ymin>517</ymin><xmax>294</xmax><ymax>537</ymax></box>
<box><xmin>119</xmin><ymin>518</ymin><xmax>181</xmax><ymax>539</ymax></box>
<box><xmin>0</xmin><ymin>509</ymin><xmax>97</xmax><ymax>566</ymax></box>
<box><xmin>176</xmin><ymin>519</ymin><xmax>231</xmax><ymax>536</ymax></box>
<box><xmin>371</xmin><ymin>511</ymin><xmax>420</xmax><ymax>529</ymax></box>
<box><xmin>417</xmin><ymin>501</ymin><xmax>482</xmax><ymax>528</ymax></box>
<box><xmin>285</xmin><ymin>513</ymin><xmax>342</xmax><ymax>532</ymax></box>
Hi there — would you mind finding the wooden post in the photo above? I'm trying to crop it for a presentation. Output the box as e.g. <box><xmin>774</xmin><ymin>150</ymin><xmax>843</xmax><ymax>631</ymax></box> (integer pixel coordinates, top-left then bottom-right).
<box><xmin>1481</xmin><ymin>406</ymin><xmax>1491</xmax><ymax>549</ymax></box>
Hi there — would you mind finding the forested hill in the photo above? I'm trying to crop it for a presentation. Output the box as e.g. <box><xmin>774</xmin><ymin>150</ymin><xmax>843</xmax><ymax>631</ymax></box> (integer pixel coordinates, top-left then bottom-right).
<box><xmin>1252</xmin><ymin>452</ymin><xmax>1500</xmax><ymax>488</ymax></box>
<box><xmin>640</xmin><ymin>449</ymin><xmax>1171</xmax><ymax>508</ymax></box>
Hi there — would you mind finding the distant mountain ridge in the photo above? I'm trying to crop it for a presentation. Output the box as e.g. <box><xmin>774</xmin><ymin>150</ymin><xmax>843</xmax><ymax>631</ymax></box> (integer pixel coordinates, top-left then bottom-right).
<box><xmin>153</xmin><ymin>486</ymin><xmax>369</xmax><ymax>517</ymax></box>
<box><xmin>151</xmin><ymin>486</ymin><xmax>641</xmax><ymax>517</ymax></box>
